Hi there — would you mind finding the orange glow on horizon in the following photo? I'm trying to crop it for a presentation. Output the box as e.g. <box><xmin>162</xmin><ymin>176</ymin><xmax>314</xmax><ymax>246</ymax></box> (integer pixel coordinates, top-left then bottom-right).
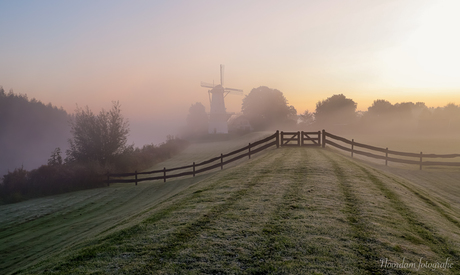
<box><xmin>1</xmin><ymin>0</ymin><xmax>460</xmax><ymax>145</ymax></box>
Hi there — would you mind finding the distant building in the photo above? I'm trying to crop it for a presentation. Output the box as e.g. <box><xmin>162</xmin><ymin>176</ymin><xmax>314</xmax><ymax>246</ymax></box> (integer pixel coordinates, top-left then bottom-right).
<box><xmin>201</xmin><ymin>65</ymin><xmax>243</xmax><ymax>134</ymax></box>
<box><xmin>228</xmin><ymin>113</ymin><xmax>253</xmax><ymax>132</ymax></box>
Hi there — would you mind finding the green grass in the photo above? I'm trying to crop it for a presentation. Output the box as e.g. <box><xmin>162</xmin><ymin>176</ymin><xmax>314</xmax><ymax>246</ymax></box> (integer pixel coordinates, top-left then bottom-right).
<box><xmin>0</xmin><ymin>132</ymin><xmax>274</xmax><ymax>274</ymax></box>
<box><xmin>2</xmin><ymin>132</ymin><xmax>460</xmax><ymax>274</ymax></box>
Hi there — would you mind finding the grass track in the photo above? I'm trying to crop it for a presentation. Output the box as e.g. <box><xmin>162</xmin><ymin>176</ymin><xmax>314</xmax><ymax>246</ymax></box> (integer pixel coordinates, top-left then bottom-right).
<box><xmin>3</xmin><ymin>144</ymin><xmax>460</xmax><ymax>274</ymax></box>
<box><xmin>319</xmin><ymin>150</ymin><xmax>384</xmax><ymax>274</ymax></box>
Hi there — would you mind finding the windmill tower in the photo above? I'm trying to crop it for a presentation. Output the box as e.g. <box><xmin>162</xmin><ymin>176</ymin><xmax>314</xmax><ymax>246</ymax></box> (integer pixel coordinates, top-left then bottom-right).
<box><xmin>201</xmin><ymin>65</ymin><xmax>243</xmax><ymax>134</ymax></box>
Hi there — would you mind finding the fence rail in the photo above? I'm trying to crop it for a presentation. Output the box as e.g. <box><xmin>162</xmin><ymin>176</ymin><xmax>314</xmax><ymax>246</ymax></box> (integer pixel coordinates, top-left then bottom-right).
<box><xmin>322</xmin><ymin>130</ymin><xmax>460</xmax><ymax>169</ymax></box>
<box><xmin>106</xmin><ymin>131</ymin><xmax>280</xmax><ymax>185</ymax></box>
<box><xmin>106</xmin><ymin>129</ymin><xmax>460</xmax><ymax>185</ymax></box>
<box><xmin>280</xmin><ymin>131</ymin><xmax>321</xmax><ymax>147</ymax></box>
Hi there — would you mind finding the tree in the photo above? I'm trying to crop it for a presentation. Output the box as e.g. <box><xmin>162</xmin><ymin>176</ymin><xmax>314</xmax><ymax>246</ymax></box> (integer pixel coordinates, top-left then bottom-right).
<box><xmin>48</xmin><ymin>148</ymin><xmax>63</xmax><ymax>166</ymax></box>
<box><xmin>185</xmin><ymin>102</ymin><xmax>208</xmax><ymax>136</ymax></box>
<box><xmin>241</xmin><ymin>86</ymin><xmax>295</xmax><ymax>130</ymax></box>
<box><xmin>0</xmin><ymin>88</ymin><xmax>70</xmax><ymax>176</ymax></box>
<box><xmin>299</xmin><ymin>110</ymin><xmax>315</xmax><ymax>128</ymax></box>
<box><xmin>367</xmin><ymin>99</ymin><xmax>394</xmax><ymax>117</ymax></box>
<box><xmin>315</xmin><ymin>94</ymin><xmax>357</xmax><ymax>128</ymax></box>
<box><xmin>67</xmin><ymin>101</ymin><xmax>129</xmax><ymax>166</ymax></box>
<box><xmin>432</xmin><ymin>103</ymin><xmax>460</xmax><ymax>131</ymax></box>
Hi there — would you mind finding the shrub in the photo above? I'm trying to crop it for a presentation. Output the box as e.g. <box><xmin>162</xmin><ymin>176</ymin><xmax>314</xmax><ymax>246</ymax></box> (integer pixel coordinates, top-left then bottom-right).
<box><xmin>0</xmin><ymin>137</ymin><xmax>189</xmax><ymax>204</ymax></box>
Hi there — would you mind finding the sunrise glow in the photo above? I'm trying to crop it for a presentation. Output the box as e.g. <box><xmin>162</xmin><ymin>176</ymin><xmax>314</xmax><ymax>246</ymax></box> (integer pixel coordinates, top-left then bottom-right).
<box><xmin>1</xmin><ymin>0</ymin><xmax>459</xmax><ymax>144</ymax></box>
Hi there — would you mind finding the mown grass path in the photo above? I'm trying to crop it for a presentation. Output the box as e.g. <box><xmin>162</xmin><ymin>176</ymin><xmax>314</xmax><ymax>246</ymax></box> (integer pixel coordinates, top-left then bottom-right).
<box><xmin>8</xmin><ymin>147</ymin><xmax>460</xmax><ymax>274</ymax></box>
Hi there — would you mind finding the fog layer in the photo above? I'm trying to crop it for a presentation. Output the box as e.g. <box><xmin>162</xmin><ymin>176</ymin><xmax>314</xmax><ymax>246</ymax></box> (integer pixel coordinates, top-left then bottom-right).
<box><xmin>0</xmin><ymin>89</ymin><xmax>70</xmax><ymax>176</ymax></box>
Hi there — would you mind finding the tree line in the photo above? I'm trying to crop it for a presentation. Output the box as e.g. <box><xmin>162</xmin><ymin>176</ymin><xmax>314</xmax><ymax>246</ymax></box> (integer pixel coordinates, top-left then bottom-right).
<box><xmin>3</xmin><ymin>85</ymin><xmax>459</xmax><ymax>203</ymax></box>
<box><xmin>184</xmin><ymin>86</ymin><xmax>460</xmax><ymax>136</ymax></box>
<box><xmin>0</xmin><ymin>91</ymin><xmax>188</xmax><ymax>204</ymax></box>
<box><xmin>0</xmin><ymin>87</ymin><xmax>70</xmax><ymax>176</ymax></box>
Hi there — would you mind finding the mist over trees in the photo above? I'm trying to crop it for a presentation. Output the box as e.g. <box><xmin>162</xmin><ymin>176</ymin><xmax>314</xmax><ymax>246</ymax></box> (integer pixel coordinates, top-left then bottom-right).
<box><xmin>182</xmin><ymin>87</ymin><xmax>460</xmax><ymax>136</ymax></box>
<box><xmin>314</xmin><ymin>94</ymin><xmax>357</xmax><ymax>131</ymax></box>
<box><xmin>361</xmin><ymin>100</ymin><xmax>425</xmax><ymax>132</ymax></box>
<box><xmin>298</xmin><ymin>110</ymin><xmax>314</xmax><ymax>129</ymax></box>
<box><xmin>1</xmin><ymin>96</ymin><xmax>188</xmax><ymax>204</ymax></box>
<box><xmin>0</xmin><ymin>87</ymin><xmax>71</xmax><ymax>176</ymax></box>
<box><xmin>242</xmin><ymin>86</ymin><xmax>297</xmax><ymax>130</ymax></box>
<box><xmin>3</xmin><ymin>81</ymin><xmax>460</xmax><ymax>204</ymax></box>
<box><xmin>67</xmin><ymin>102</ymin><xmax>129</xmax><ymax>166</ymax></box>
<box><xmin>183</xmin><ymin>102</ymin><xmax>208</xmax><ymax>138</ymax></box>
<box><xmin>361</xmin><ymin>100</ymin><xmax>460</xmax><ymax>134</ymax></box>
<box><xmin>305</xmin><ymin>94</ymin><xmax>460</xmax><ymax>134</ymax></box>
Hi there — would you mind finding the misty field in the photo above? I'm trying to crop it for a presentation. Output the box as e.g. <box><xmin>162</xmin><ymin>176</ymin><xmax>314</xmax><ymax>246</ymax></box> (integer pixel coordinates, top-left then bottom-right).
<box><xmin>0</xmin><ymin>132</ymin><xmax>272</xmax><ymax>274</ymax></box>
<box><xmin>1</xmin><ymin>133</ymin><xmax>460</xmax><ymax>274</ymax></box>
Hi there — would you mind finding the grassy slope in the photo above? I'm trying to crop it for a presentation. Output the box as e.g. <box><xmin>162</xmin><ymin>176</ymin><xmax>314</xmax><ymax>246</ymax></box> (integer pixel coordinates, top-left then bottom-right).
<box><xmin>12</xmin><ymin>146</ymin><xmax>460</xmax><ymax>274</ymax></box>
<box><xmin>0</xmin><ymin>132</ymin><xmax>272</xmax><ymax>275</ymax></box>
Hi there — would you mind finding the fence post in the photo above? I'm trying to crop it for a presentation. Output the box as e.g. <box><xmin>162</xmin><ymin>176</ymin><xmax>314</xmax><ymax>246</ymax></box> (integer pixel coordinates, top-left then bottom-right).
<box><xmin>385</xmin><ymin>148</ymin><xmax>388</xmax><ymax>166</ymax></box>
<box><xmin>276</xmin><ymin>130</ymin><xmax>280</xmax><ymax>148</ymax></box>
<box><xmin>420</xmin><ymin>152</ymin><xmax>423</xmax><ymax>170</ymax></box>
<box><xmin>106</xmin><ymin>172</ymin><xmax>110</xmax><ymax>186</ymax></box>
<box><xmin>297</xmin><ymin>131</ymin><xmax>301</xmax><ymax>146</ymax></box>
<box><xmin>163</xmin><ymin>167</ymin><xmax>166</xmax><ymax>182</ymax></box>
<box><xmin>193</xmin><ymin>162</ymin><xmax>195</xmax><ymax>177</ymax></box>
<box><xmin>249</xmin><ymin>143</ymin><xmax>251</xmax><ymax>159</ymax></box>
<box><xmin>318</xmin><ymin>130</ymin><xmax>321</xmax><ymax>146</ymax></box>
<box><xmin>351</xmin><ymin>139</ymin><xmax>354</xmax><ymax>157</ymax></box>
<box><xmin>322</xmin><ymin>129</ymin><xmax>326</xmax><ymax>148</ymax></box>
<box><xmin>280</xmin><ymin>131</ymin><xmax>284</xmax><ymax>147</ymax></box>
<box><xmin>221</xmin><ymin>153</ymin><xmax>223</xmax><ymax>170</ymax></box>
<box><xmin>300</xmin><ymin>131</ymin><xmax>304</xmax><ymax>146</ymax></box>
<box><xmin>135</xmin><ymin>170</ymin><xmax>138</xmax><ymax>186</ymax></box>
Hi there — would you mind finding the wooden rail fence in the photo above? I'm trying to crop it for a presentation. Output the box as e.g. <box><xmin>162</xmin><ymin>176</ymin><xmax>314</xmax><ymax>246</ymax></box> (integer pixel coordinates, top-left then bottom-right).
<box><xmin>280</xmin><ymin>131</ymin><xmax>321</xmax><ymax>147</ymax></box>
<box><xmin>321</xmin><ymin>129</ymin><xmax>460</xmax><ymax>170</ymax></box>
<box><xmin>106</xmin><ymin>129</ymin><xmax>460</xmax><ymax>185</ymax></box>
<box><xmin>106</xmin><ymin>131</ymin><xmax>280</xmax><ymax>185</ymax></box>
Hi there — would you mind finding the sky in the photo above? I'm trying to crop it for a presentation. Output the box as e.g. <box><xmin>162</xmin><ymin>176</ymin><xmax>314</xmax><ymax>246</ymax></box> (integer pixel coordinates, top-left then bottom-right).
<box><xmin>1</xmin><ymin>0</ymin><xmax>460</xmax><ymax>145</ymax></box>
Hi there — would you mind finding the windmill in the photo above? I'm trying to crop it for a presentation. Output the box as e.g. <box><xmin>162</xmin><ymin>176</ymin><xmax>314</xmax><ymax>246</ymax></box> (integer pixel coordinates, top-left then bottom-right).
<box><xmin>201</xmin><ymin>65</ymin><xmax>243</xmax><ymax>134</ymax></box>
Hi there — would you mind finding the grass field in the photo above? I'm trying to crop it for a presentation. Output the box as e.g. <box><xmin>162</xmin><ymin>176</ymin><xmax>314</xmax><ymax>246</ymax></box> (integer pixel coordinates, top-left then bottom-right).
<box><xmin>1</xmin><ymin>132</ymin><xmax>460</xmax><ymax>274</ymax></box>
<box><xmin>0</xmin><ymin>132</ymin><xmax>273</xmax><ymax>274</ymax></box>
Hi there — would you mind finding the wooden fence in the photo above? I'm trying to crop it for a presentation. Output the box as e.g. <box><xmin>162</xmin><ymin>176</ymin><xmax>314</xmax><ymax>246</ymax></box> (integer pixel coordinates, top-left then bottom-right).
<box><xmin>106</xmin><ymin>131</ymin><xmax>280</xmax><ymax>185</ymax></box>
<box><xmin>280</xmin><ymin>131</ymin><xmax>321</xmax><ymax>147</ymax></box>
<box><xmin>321</xmin><ymin>129</ymin><xmax>460</xmax><ymax>170</ymax></box>
<box><xmin>106</xmin><ymin>129</ymin><xmax>460</xmax><ymax>185</ymax></box>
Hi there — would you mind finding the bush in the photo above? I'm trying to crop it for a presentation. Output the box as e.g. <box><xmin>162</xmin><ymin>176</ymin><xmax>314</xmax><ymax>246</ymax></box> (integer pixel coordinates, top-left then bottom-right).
<box><xmin>0</xmin><ymin>163</ymin><xmax>103</xmax><ymax>204</ymax></box>
<box><xmin>112</xmin><ymin>136</ymin><xmax>189</xmax><ymax>173</ymax></box>
<box><xmin>0</xmin><ymin>137</ymin><xmax>189</xmax><ymax>204</ymax></box>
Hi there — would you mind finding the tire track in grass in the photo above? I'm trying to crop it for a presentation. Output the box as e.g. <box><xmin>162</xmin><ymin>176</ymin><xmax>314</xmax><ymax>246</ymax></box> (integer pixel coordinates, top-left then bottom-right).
<box><xmin>0</xmin><ymin>189</ymin><xmax>144</xmax><ymax>273</ymax></box>
<box><xmin>241</xmin><ymin>148</ymin><xmax>308</xmax><ymax>274</ymax></box>
<box><xmin>377</xmin><ymin>172</ymin><xmax>460</xmax><ymax>230</ymax></box>
<box><xmin>295</xmin><ymin>148</ymin><xmax>368</xmax><ymax>274</ymax></box>
<box><xmin>247</xmin><ymin>148</ymin><xmax>364</xmax><ymax>274</ymax></box>
<box><xmin>46</xmin><ymin>149</ymin><xmax>288</xmax><ymax>274</ymax></box>
<box><xmin>135</xmin><ymin>149</ymin><xmax>291</xmax><ymax>274</ymax></box>
<box><xmin>351</xmin><ymin>162</ymin><xmax>460</xmax><ymax>274</ymax></box>
<box><xmin>328</xmin><ymin>150</ymin><xmax>460</xmax><ymax>273</ymax></box>
<box><xmin>318</xmin><ymin>150</ymin><xmax>385</xmax><ymax>274</ymax></box>
<box><xmin>298</xmin><ymin>148</ymin><xmax>363</xmax><ymax>274</ymax></box>
<box><xmin>156</xmin><ymin>149</ymin><xmax>295</xmax><ymax>273</ymax></box>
